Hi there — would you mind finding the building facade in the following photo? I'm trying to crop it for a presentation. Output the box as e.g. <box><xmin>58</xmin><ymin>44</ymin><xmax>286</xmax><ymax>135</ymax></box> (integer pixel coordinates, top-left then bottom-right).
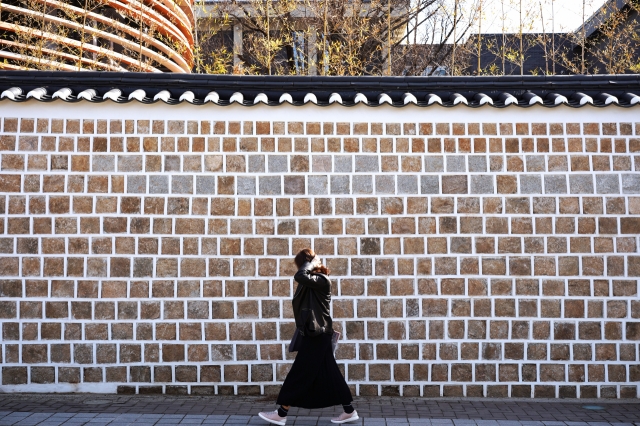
<box><xmin>0</xmin><ymin>0</ymin><xmax>194</xmax><ymax>73</ymax></box>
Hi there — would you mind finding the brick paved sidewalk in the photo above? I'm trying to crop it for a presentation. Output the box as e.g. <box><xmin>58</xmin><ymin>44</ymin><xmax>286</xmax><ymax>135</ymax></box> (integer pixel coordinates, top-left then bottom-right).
<box><xmin>0</xmin><ymin>395</ymin><xmax>638</xmax><ymax>426</ymax></box>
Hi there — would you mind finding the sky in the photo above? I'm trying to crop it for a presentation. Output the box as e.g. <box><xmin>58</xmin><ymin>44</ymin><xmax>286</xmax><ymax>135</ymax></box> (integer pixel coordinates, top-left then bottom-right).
<box><xmin>479</xmin><ymin>0</ymin><xmax>609</xmax><ymax>34</ymax></box>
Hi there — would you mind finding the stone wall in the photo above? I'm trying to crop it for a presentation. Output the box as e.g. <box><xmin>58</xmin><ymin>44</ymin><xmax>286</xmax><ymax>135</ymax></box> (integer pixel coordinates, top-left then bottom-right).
<box><xmin>0</xmin><ymin>102</ymin><xmax>638</xmax><ymax>398</ymax></box>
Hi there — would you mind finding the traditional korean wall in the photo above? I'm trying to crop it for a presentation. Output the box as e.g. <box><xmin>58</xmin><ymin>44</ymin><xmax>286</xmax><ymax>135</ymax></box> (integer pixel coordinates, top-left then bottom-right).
<box><xmin>0</xmin><ymin>101</ymin><xmax>638</xmax><ymax>399</ymax></box>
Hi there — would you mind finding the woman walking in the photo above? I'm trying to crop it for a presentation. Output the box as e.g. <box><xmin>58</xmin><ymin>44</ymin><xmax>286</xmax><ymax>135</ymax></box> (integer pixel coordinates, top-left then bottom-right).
<box><xmin>258</xmin><ymin>248</ymin><xmax>358</xmax><ymax>425</ymax></box>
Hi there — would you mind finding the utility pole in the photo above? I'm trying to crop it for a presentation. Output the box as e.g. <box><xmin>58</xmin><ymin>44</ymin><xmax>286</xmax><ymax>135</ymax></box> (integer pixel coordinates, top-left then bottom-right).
<box><xmin>267</xmin><ymin>0</ymin><xmax>271</xmax><ymax>75</ymax></box>
<box><xmin>501</xmin><ymin>0</ymin><xmax>505</xmax><ymax>74</ymax></box>
<box><xmin>519</xmin><ymin>0</ymin><xmax>523</xmax><ymax>75</ymax></box>
<box><xmin>539</xmin><ymin>0</ymin><xmax>547</xmax><ymax>74</ymax></box>
<box><xmin>388</xmin><ymin>0</ymin><xmax>392</xmax><ymax>76</ymax></box>
<box><xmin>323</xmin><ymin>0</ymin><xmax>328</xmax><ymax>75</ymax></box>
<box><xmin>581</xmin><ymin>0</ymin><xmax>586</xmax><ymax>74</ymax></box>
<box><xmin>452</xmin><ymin>0</ymin><xmax>458</xmax><ymax>75</ymax></box>
<box><xmin>477</xmin><ymin>0</ymin><xmax>482</xmax><ymax>75</ymax></box>
<box><xmin>552</xmin><ymin>0</ymin><xmax>555</xmax><ymax>74</ymax></box>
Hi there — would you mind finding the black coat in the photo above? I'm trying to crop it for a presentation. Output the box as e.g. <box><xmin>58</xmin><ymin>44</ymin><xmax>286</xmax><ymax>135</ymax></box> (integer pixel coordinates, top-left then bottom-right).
<box><xmin>292</xmin><ymin>263</ymin><xmax>333</xmax><ymax>335</ymax></box>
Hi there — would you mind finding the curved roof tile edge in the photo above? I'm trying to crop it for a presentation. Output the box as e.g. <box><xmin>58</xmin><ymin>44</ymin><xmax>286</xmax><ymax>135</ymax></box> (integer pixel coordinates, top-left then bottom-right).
<box><xmin>0</xmin><ymin>71</ymin><xmax>639</xmax><ymax>108</ymax></box>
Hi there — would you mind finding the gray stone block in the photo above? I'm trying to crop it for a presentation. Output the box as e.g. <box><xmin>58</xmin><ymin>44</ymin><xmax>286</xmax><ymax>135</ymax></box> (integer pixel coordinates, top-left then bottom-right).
<box><xmin>92</xmin><ymin>155</ymin><xmax>114</xmax><ymax>172</ymax></box>
<box><xmin>424</xmin><ymin>156</ymin><xmax>444</xmax><ymax>173</ymax></box>
<box><xmin>117</xmin><ymin>155</ymin><xmax>143</xmax><ymax>172</ymax></box>
<box><xmin>236</xmin><ymin>177</ymin><xmax>256</xmax><ymax>195</ymax></box>
<box><xmin>268</xmin><ymin>155</ymin><xmax>288</xmax><ymax>173</ymax></box>
<box><xmin>285</xmin><ymin>176</ymin><xmax>305</xmax><ymax>195</ymax></box>
<box><xmin>308</xmin><ymin>176</ymin><xmax>328</xmax><ymax>195</ymax></box>
<box><xmin>165</xmin><ymin>155</ymin><xmax>180</xmax><ymax>172</ymax></box>
<box><xmin>526</xmin><ymin>155</ymin><xmax>545</xmax><ymax>172</ymax></box>
<box><xmin>468</xmin><ymin>156</ymin><xmax>487</xmax><ymax>172</ymax></box>
<box><xmin>544</xmin><ymin>175</ymin><xmax>567</xmax><ymax>194</ymax></box>
<box><xmin>312</xmin><ymin>155</ymin><xmax>332</xmax><ymax>172</ymax></box>
<box><xmin>520</xmin><ymin>175</ymin><xmax>542</xmax><ymax>194</ymax></box>
<box><xmin>622</xmin><ymin>174</ymin><xmax>640</xmax><ymax>194</ymax></box>
<box><xmin>446</xmin><ymin>155</ymin><xmax>466</xmax><ymax>172</ymax></box>
<box><xmin>355</xmin><ymin>155</ymin><xmax>379</xmax><ymax>172</ymax></box>
<box><xmin>375</xmin><ymin>175</ymin><xmax>395</xmax><ymax>194</ymax></box>
<box><xmin>259</xmin><ymin>176</ymin><xmax>282</xmax><ymax>195</ymax></box>
<box><xmin>470</xmin><ymin>175</ymin><xmax>494</xmax><ymax>194</ymax></box>
<box><xmin>127</xmin><ymin>176</ymin><xmax>146</xmax><ymax>194</ymax></box>
<box><xmin>171</xmin><ymin>176</ymin><xmax>193</xmax><ymax>194</ymax></box>
<box><xmin>398</xmin><ymin>175</ymin><xmax>418</xmax><ymax>194</ymax></box>
<box><xmin>421</xmin><ymin>175</ymin><xmax>440</xmax><ymax>194</ymax></box>
<box><xmin>596</xmin><ymin>174</ymin><xmax>620</xmax><ymax>194</ymax></box>
<box><xmin>569</xmin><ymin>174</ymin><xmax>594</xmax><ymax>194</ymax></box>
<box><xmin>353</xmin><ymin>175</ymin><xmax>373</xmax><ymax>194</ymax></box>
<box><xmin>331</xmin><ymin>175</ymin><xmax>350</xmax><ymax>194</ymax></box>
<box><xmin>248</xmin><ymin>155</ymin><xmax>265</xmax><ymax>173</ymax></box>
<box><xmin>334</xmin><ymin>155</ymin><xmax>353</xmax><ymax>172</ymax></box>
<box><xmin>149</xmin><ymin>175</ymin><xmax>169</xmax><ymax>194</ymax></box>
<box><xmin>195</xmin><ymin>176</ymin><xmax>216</xmax><ymax>194</ymax></box>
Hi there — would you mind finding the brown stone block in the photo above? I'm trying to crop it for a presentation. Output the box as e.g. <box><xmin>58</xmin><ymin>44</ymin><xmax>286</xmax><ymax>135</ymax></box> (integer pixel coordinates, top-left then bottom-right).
<box><xmin>423</xmin><ymin>299</ymin><xmax>447</xmax><ymax>317</ymax></box>
<box><xmin>485</xmin><ymin>217</ymin><xmax>508</xmax><ymax>234</ymax></box>
<box><xmin>567</xmin><ymin>282</ymin><xmax>590</xmax><ymax>298</ymax></box>
<box><xmin>434</xmin><ymin>257</ymin><xmax>457</xmax><ymax>275</ymax></box>
<box><xmin>439</xmin><ymin>343</ymin><xmax>458</xmax><ymax>360</ymax></box>
<box><xmin>482</xmin><ymin>258</ymin><xmax>506</xmax><ymax>275</ymax></box>
<box><xmin>2</xmin><ymin>367</ymin><xmax>27</xmax><ymax>385</ymax></box>
<box><xmin>441</xmin><ymin>175</ymin><xmax>467</xmax><ymax>194</ymax></box>
<box><xmin>491</xmin><ymin>280</ymin><xmax>513</xmax><ymax>297</ymax></box>
<box><xmin>161</xmin><ymin>344</ymin><xmax>185</xmax><ymax>362</ymax></box>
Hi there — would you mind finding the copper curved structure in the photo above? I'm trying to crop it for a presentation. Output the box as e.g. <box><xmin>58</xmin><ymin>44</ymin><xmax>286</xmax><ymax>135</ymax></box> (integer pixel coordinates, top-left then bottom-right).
<box><xmin>0</xmin><ymin>0</ymin><xmax>194</xmax><ymax>73</ymax></box>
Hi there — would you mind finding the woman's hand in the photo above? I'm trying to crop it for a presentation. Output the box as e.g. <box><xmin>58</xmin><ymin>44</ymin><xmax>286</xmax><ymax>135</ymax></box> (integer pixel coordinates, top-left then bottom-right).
<box><xmin>311</xmin><ymin>256</ymin><xmax>322</xmax><ymax>269</ymax></box>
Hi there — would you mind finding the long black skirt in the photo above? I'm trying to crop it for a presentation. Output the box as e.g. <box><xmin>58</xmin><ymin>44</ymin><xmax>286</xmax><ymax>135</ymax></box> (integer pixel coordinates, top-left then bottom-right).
<box><xmin>276</xmin><ymin>332</ymin><xmax>353</xmax><ymax>409</ymax></box>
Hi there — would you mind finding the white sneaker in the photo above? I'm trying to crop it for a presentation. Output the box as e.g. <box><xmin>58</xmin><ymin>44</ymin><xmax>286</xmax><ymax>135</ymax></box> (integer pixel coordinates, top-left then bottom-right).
<box><xmin>331</xmin><ymin>410</ymin><xmax>359</xmax><ymax>424</ymax></box>
<box><xmin>258</xmin><ymin>410</ymin><xmax>287</xmax><ymax>426</ymax></box>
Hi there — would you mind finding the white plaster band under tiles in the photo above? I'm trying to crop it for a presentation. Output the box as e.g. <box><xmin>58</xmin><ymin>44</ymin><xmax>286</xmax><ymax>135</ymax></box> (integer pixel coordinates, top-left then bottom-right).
<box><xmin>2</xmin><ymin>101</ymin><xmax>640</xmax><ymax>123</ymax></box>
